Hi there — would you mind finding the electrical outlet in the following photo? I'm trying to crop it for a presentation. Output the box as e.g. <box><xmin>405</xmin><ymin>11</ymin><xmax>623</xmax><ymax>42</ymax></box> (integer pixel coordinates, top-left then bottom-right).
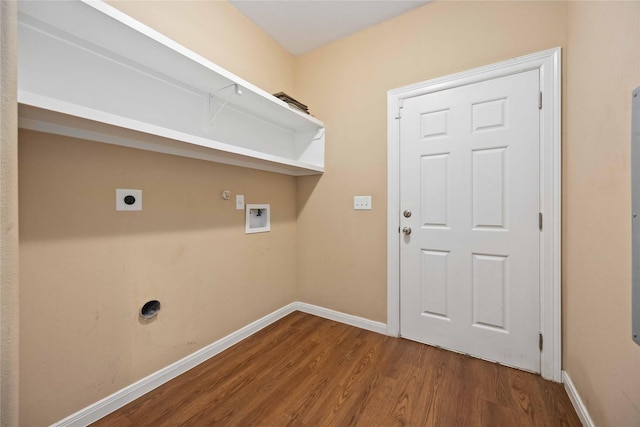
<box><xmin>116</xmin><ymin>189</ymin><xmax>142</xmax><ymax>211</ymax></box>
<box><xmin>354</xmin><ymin>196</ymin><xmax>372</xmax><ymax>210</ymax></box>
<box><xmin>236</xmin><ymin>194</ymin><xmax>245</xmax><ymax>210</ymax></box>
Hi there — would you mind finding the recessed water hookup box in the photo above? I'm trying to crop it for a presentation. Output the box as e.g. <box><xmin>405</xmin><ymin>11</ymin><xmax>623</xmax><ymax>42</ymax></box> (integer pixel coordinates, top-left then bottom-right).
<box><xmin>246</xmin><ymin>204</ymin><xmax>270</xmax><ymax>234</ymax></box>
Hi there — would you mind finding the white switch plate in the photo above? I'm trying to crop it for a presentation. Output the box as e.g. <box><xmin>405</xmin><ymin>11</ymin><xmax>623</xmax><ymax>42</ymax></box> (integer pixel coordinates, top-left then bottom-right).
<box><xmin>116</xmin><ymin>189</ymin><xmax>142</xmax><ymax>211</ymax></box>
<box><xmin>236</xmin><ymin>194</ymin><xmax>245</xmax><ymax>210</ymax></box>
<box><xmin>354</xmin><ymin>195</ymin><xmax>372</xmax><ymax>210</ymax></box>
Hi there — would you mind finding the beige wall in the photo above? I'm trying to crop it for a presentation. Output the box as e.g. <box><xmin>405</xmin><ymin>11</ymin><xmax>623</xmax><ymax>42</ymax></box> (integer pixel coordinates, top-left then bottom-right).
<box><xmin>109</xmin><ymin>0</ymin><xmax>295</xmax><ymax>95</ymax></box>
<box><xmin>16</xmin><ymin>1</ymin><xmax>640</xmax><ymax>426</ymax></box>
<box><xmin>294</xmin><ymin>1</ymin><xmax>640</xmax><ymax>425</ymax></box>
<box><xmin>564</xmin><ymin>2</ymin><xmax>640</xmax><ymax>426</ymax></box>
<box><xmin>294</xmin><ymin>1</ymin><xmax>567</xmax><ymax>322</ymax></box>
<box><xmin>19</xmin><ymin>132</ymin><xmax>298</xmax><ymax>425</ymax></box>
<box><xmin>18</xmin><ymin>2</ymin><xmax>297</xmax><ymax>426</ymax></box>
<box><xmin>1</xmin><ymin>1</ymin><xmax>19</xmax><ymax>426</ymax></box>
<box><xmin>296</xmin><ymin>1</ymin><xmax>640</xmax><ymax>424</ymax></box>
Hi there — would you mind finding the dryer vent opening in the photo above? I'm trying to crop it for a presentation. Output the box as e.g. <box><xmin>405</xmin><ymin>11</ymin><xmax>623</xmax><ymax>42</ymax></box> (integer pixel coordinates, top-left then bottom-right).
<box><xmin>140</xmin><ymin>300</ymin><xmax>161</xmax><ymax>319</ymax></box>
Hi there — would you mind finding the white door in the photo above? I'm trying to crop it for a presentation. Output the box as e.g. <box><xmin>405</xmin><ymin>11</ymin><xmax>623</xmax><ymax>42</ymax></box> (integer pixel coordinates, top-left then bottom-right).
<box><xmin>399</xmin><ymin>69</ymin><xmax>541</xmax><ymax>373</ymax></box>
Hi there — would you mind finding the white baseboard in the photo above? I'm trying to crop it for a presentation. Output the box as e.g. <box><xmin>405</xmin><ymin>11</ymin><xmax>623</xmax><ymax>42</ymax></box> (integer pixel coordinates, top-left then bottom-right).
<box><xmin>296</xmin><ymin>302</ymin><xmax>388</xmax><ymax>335</ymax></box>
<box><xmin>52</xmin><ymin>303</ymin><xmax>299</xmax><ymax>427</ymax></box>
<box><xmin>52</xmin><ymin>302</ymin><xmax>387</xmax><ymax>426</ymax></box>
<box><xmin>563</xmin><ymin>370</ymin><xmax>595</xmax><ymax>427</ymax></box>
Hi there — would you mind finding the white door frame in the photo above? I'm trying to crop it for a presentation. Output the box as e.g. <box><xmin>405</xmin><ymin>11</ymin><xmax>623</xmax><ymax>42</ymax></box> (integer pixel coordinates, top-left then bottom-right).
<box><xmin>387</xmin><ymin>48</ymin><xmax>561</xmax><ymax>381</ymax></box>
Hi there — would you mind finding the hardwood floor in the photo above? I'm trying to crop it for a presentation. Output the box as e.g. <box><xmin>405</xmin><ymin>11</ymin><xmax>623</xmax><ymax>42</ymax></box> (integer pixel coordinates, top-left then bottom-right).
<box><xmin>92</xmin><ymin>312</ymin><xmax>580</xmax><ymax>426</ymax></box>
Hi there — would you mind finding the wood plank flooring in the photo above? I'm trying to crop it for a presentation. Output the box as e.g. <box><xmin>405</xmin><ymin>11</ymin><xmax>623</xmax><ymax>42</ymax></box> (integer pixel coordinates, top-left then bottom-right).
<box><xmin>92</xmin><ymin>311</ymin><xmax>580</xmax><ymax>426</ymax></box>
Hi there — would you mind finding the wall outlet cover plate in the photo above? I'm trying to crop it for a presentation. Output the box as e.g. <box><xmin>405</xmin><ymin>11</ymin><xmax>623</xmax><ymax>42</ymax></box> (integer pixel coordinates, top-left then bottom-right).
<box><xmin>116</xmin><ymin>188</ymin><xmax>142</xmax><ymax>211</ymax></box>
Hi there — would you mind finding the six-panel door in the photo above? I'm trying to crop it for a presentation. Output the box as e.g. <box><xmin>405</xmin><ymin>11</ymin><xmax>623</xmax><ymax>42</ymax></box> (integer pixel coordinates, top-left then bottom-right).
<box><xmin>399</xmin><ymin>69</ymin><xmax>541</xmax><ymax>373</ymax></box>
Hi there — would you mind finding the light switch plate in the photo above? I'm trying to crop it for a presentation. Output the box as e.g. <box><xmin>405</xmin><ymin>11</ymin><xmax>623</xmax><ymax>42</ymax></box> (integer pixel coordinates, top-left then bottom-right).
<box><xmin>116</xmin><ymin>189</ymin><xmax>142</xmax><ymax>211</ymax></box>
<box><xmin>354</xmin><ymin>196</ymin><xmax>372</xmax><ymax>210</ymax></box>
<box><xmin>236</xmin><ymin>194</ymin><xmax>245</xmax><ymax>210</ymax></box>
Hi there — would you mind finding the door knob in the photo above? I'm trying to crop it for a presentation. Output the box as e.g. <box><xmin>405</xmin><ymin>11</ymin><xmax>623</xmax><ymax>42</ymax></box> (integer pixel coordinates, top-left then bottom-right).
<box><xmin>402</xmin><ymin>226</ymin><xmax>412</xmax><ymax>235</ymax></box>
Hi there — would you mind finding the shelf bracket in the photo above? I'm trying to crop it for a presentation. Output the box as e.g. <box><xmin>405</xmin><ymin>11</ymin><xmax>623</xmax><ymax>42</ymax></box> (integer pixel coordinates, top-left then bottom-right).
<box><xmin>208</xmin><ymin>83</ymin><xmax>243</xmax><ymax>125</ymax></box>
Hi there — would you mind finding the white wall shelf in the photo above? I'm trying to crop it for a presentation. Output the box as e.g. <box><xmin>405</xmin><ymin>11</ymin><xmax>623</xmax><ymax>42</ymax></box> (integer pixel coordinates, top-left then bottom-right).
<box><xmin>17</xmin><ymin>1</ymin><xmax>324</xmax><ymax>176</ymax></box>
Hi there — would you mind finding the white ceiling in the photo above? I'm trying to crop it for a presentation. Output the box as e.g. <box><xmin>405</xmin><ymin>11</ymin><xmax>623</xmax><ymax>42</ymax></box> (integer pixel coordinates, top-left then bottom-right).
<box><xmin>228</xmin><ymin>0</ymin><xmax>431</xmax><ymax>56</ymax></box>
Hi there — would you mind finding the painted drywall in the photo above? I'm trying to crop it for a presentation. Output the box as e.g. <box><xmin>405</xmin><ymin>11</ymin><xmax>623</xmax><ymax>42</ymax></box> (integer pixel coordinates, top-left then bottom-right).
<box><xmin>294</xmin><ymin>1</ymin><xmax>567</xmax><ymax>322</ymax></box>
<box><xmin>17</xmin><ymin>1</ymin><xmax>640</xmax><ymax>426</ymax></box>
<box><xmin>19</xmin><ymin>132</ymin><xmax>298</xmax><ymax>425</ymax></box>
<box><xmin>18</xmin><ymin>1</ymin><xmax>297</xmax><ymax>425</ymax></box>
<box><xmin>108</xmin><ymin>0</ymin><xmax>295</xmax><ymax>95</ymax></box>
<box><xmin>1</xmin><ymin>1</ymin><xmax>19</xmax><ymax>425</ymax></box>
<box><xmin>564</xmin><ymin>2</ymin><xmax>640</xmax><ymax>426</ymax></box>
<box><xmin>295</xmin><ymin>0</ymin><xmax>640</xmax><ymax>424</ymax></box>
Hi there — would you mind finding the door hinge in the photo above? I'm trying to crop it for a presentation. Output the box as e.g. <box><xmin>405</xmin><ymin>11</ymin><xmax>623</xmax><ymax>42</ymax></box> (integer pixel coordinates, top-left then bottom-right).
<box><xmin>396</xmin><ymin>106</ymin><xmax>403</xmax><ymax>120</ymax></box>
<box><xmin>538</xmin><ymin>91</ymin><xmax>543</xmax><ymax>110</ymax></box>
<box><xmin>538</xmin><ymin>212</ymin><xmax>543</xmax><ymax>231</ymax></box>
<box><xmin>539</xmin><ymin>333</ymin><xmax>543</xmax><ymax>351</ymax></box>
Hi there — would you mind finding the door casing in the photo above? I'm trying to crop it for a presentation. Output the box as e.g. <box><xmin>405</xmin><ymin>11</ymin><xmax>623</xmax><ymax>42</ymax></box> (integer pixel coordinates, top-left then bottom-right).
<box><xmin>386</xmin><ymin>48</ymin><xmax>561</xmax><ymax>381</ymax></box>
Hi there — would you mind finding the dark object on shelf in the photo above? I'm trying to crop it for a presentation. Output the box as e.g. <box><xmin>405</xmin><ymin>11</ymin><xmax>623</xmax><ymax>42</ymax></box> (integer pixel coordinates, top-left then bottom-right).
<box><xmin>273</xmin><ymin>92</ymin><xmax>309</xmax><ymax>114</ymax></box>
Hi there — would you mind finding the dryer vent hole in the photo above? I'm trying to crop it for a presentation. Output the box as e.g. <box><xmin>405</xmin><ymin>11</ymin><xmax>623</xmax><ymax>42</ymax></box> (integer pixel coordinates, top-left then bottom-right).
<box><xmin>141</xmin><ymin>300</ymin><xmax>161</xmax><ymax>319</ymax></box>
